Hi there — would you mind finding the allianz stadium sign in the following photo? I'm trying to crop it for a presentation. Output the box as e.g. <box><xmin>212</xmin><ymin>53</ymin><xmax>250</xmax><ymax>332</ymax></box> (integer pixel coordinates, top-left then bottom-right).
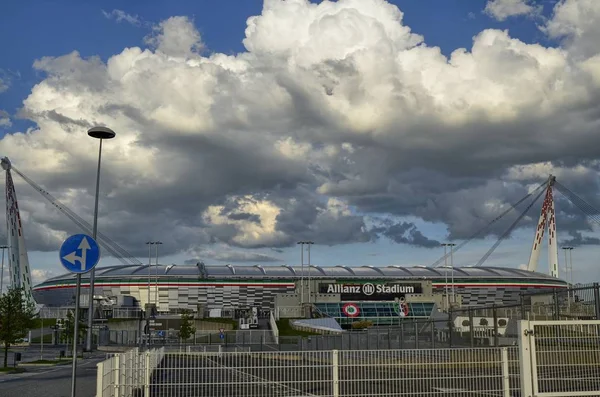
<box><xmin>319</xmin><ymin>283</ymin><xmax>422</xmax><ymax>301</ymax></box>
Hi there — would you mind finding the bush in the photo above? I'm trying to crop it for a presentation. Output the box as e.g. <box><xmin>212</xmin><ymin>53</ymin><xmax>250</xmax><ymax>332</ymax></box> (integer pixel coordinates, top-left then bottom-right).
<box><xmin>479</xmin><ymin>318</ymin><xmax>488</xmax><ymax>326</ymax></box>
<box><xmin>498</xmin><ymin>319</ymin><xmax>507</xmax><ymax>327</ymax></box>
<box><xmin>462</xmin><ymin>319</ymin><xmax>470</xmax><ymax>327</ymax></box>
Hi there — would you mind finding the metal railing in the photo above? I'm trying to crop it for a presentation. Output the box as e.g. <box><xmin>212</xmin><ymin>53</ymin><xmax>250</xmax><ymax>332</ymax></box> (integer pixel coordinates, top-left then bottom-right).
<box><xmin>96</xmin><ymin>347</ymin><xmax>165</xmax><ymax>397</ymax></box>
<box><xmin>269</xmin><ymin>311</ymin><xmax>279</xmax><ymax>344</ymax></box>
<box><xmin>518</xmin><ymin>319</ymin><xmax>600</xmax><ymax>396</ymax></box>
<box><xmin>96</xmin><ymin>347</ymin><xmax>517</xmax><ymax>396</ymax></box>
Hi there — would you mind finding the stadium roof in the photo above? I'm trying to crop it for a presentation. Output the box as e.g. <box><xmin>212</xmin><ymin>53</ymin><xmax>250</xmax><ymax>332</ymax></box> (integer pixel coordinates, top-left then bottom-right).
<box><xmin>40</xmin><ymin>263</ymin><xmax>562</xmax><ymax>283</ymax></box>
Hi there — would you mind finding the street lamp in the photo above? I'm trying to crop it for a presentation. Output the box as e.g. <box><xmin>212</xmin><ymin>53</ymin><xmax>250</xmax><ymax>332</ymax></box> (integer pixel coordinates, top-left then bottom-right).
<box><xmin>0</xmin><ymin>245</ymin><xmax>8</xmax><ymax>294</ymax></box>
<box><xmin>448</xmin><ymin>243</ymin><xmax>456</xmax><ymax>303</ymax></box>
<box><xmin>154</xmin><ymin>241</ymin><xmax>162</xmax><ymax>309</ymax></box>
<box><xmin>85</xmin><ymin>126</ymin><xmax>115</xmax><ymax>353</ymax></box>
<box><xmin>297</xmin><ymin>241</ymin><xmax>314</xmax><ymax>305</ymax></box>
<box><xmin>441</xmin><ymin>243</ymin><xmax>450</xmax><ymax>309</ymax></box>
<box><xmin>562</xmin><ymin>246</ymin><xmax>574</xmax><ymax>304</ymax></box>
<box><xmin>297</xmin><ymin>242</ymin><xmax>304</xmax><ymax>304</ymax></box>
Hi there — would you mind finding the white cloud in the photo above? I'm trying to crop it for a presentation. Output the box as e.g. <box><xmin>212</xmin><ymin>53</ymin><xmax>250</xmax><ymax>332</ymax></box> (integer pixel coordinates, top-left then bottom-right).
<box><xmin>0</xmin><ymin>77</ymin><xmax>7</xmax><ymax>93</ymax></box>
<box><xmin>0</xmin><ymin>110</ymin><xmax>11</xmax><ymax>127</ymax></box>
<box><xmin>102</xmin><ymin>9</ymin><xmax>141</xmax><ymax>26</ymax></box>
<box><xmin>543</xmin><ymin>0</ymin><xmax>600</xmax><ymax>59</ymax></box>
<box><xmin>484</xmin><ymin>0</ymin><xmax>541</xmax><ymax>21</ymax></box>
<box><xmin>2</xmin><ymin>0</ymin><xmax>600</xmax><ymax>268</ymax></box>
<box><xmin>144</xmin><ymin>16</ymin><xmax>204</xmax><ymax>57</ymax></box>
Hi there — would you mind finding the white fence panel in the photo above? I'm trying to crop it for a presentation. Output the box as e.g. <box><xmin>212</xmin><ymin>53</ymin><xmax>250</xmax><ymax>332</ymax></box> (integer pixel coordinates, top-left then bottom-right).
<box><xmin>519</xmin><ymin>319</ymin><xmax>600</xmax><ymax>397</ymax></box>
<box><xmin>97</xmin><ymin>347</ymin><xmax>518</xmax><ymax>397</ymax></box>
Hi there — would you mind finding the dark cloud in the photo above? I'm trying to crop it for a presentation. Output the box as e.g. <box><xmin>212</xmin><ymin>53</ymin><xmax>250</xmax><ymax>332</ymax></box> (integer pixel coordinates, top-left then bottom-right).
<box><xmin>184</xmin><ymin>250</ymin><xmax>282</xmax><ymax>263</ymax></box>
<box><xmin>372</xmin><ymin>221</ymin><xmax>440</xmax><ymax>248</ymax></box>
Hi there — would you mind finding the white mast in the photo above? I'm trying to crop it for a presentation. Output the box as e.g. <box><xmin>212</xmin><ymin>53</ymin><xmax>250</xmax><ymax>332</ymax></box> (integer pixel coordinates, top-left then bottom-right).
<box><xmin>2</xmin><ymin>157</ymin><xmax>35</xmax><ymax>304</ymax></box>
<box><xmin>527</xmin><ymin>175</ymin><xmax>559</xmax><ymax>277</ymax></box>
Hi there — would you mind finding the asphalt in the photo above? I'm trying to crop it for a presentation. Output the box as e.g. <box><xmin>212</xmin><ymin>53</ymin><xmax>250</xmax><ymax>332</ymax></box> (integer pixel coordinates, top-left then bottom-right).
<box><xmin>147</xmin><ymin>353</ymin><xmax>600</xmax><ymax>397</ymax></box>
<box><xmin>0</xmin><ymin>348</ymin><xmax>105</xmax><ymax>397</ymax></box>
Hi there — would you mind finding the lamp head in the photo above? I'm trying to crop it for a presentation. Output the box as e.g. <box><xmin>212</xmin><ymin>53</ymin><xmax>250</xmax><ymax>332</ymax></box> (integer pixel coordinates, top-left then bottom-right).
<box><xmin>88</xmin><ymin>126</ymin><xmax>116</xmax><ymax>140</ymax></box>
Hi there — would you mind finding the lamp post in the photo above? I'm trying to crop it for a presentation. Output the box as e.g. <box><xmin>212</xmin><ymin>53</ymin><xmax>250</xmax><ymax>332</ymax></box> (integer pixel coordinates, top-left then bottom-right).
<box><xmin>145</xmin><ymin>241</ymin><xmax>155</xmax><ymax>347</ymax></box>
<box><xmin>441</xmin><ymin>243</ymin><xmax>450</xmax><ymax>309</ymax></box>
<box><xmin>297</xmin><ymin>242</ymin><xmax>304</xmax><ymax>304</ymax></box>
<box><xmin>0</xmin><ymin>245</ymin><xmax>8</xmax><ymax>295</ymax></box>
<box><xmin>154</xmin><ymin>241</ymin><xmax>162</xmax><ymax>310</ymax></box>
<box><xmin>85</xmin><ymin>126</ymin><xmax>115</xmax><ymax>353</ymax></box>
<box><xmin>448</xmin><ymin>243</ymin><xmax>457</xmax><ymax>303</ymax></box>
<box><xmin>297</xmin><ymin>241</ymin><xmax>314</xmax><ymax>305</ymax></box>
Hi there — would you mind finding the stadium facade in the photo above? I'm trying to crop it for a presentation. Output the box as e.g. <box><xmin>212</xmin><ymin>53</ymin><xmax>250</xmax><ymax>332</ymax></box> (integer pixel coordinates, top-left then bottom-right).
<box><xmin>32</xmin><ymin>263</ymin><xmax>567</xmax><ymax>314</ymax></box>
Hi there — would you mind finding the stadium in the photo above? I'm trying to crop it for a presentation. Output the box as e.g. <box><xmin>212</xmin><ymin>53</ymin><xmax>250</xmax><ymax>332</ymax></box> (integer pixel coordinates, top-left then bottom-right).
<box><xmin>32</xmin><ymin>263</ymin><xmax>567</xmax><ymax>323</ymax></box>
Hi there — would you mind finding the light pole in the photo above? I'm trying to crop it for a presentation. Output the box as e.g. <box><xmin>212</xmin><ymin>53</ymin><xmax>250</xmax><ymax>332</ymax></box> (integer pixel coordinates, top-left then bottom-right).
<box><xmin>154</xmin><ymin>241</ymin><xmax>162</xmax><ymax>309</ymax></box>
<box><xmin>0</xmin><ymin>245</ymin><xmax>8</xmax><ymax>294</ymax></box>
<box><xmin>297</xmin><ymin>242</ymin><xmax>304</xmax><ymax>304</ymax></box>
<box><xmin>448</xmin><ymin>243</ymin><xmax>456</xmax><ymax>303</ymax></box>
<box><xmin>441</xmin><ymin>243</ymin><xmax>450</xmax><ymax>309</ymax></box>
<box><xmin>85</xmin><ymin>126</ymin><xmax>115</xmax><ymax>353</ymax></box>
<box><xmin>145</xmin><ymin>241</ymin><xmax>155</xmax><ymax>347</ymax></box>
<box><xmin>306</xmin><ymin>242</ymin><xmax>314</xmax><ymax>303</ymax></box>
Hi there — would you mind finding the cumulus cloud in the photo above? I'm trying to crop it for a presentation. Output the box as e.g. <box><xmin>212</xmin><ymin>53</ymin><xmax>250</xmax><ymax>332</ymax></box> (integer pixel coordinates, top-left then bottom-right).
<box><xmin>0</xmin><ymin>78</ymin><xmax>7</xmax><ymax>93</ymax></box>
<box><xmin>2</xmin><ymin>0</ymin><xmax>600</xmax><ymax>265</ymax></box>
<box><xmin>484</xmin><ymin>0</ymin><xmax>541</xmax><ymax>21</ymax></box>
<box><xmin>0</xmin><ymin>110</ymin><xmax>11</xmax><ymax>127</ymax></box>
<box><xmin>102</xmin><ymin>9</ymin><xmax>141</xmax><ymax>26</ymax></box>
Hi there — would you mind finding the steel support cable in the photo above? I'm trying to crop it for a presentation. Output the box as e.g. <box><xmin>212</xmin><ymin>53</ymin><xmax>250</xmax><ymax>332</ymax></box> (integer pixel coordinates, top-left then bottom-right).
<box><xmin>431</xmin><ymin>181</ymin><xmax>547</xmax><ymax>267</ymax></box>
<box><xmin>475</xmin><ymin>186</ymin><xmax>546</xmax><ymax>266</ymax></box>
<box><xmin>555</xmin><ymin>182</ymin><xmax>600</xmax><ymax>218</ymax></box>
<box><xmin>554</xmin><ymin>183</ymin><xmax>600</xmax><ymax>227</ymax></box>
<box><xmin>11</xmin><ymin>166</ymin><xmax>142</xmax><ymax>266</ymax></box>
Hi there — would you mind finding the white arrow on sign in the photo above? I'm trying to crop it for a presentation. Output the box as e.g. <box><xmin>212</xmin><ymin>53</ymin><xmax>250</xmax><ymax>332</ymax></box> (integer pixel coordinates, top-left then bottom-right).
<box><xmin>62</xmin><ymin>236</ymin><xmax>92</xmax><ymax>271</ymax></box>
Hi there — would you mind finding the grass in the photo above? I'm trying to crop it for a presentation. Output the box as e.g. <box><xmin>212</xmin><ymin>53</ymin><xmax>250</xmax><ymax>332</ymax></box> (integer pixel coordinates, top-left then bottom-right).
<box><xmin>276</xmin><ymin>319</ymin><xmax>320</xmax><ymax>337</ymax></box>
<box><xmin>0</xmin><ymin>367</ymin><xmax>26</xmax><ymax>373</ymax></box>
<box><xmin>30</xmin><ymin>334</ymin><xmax>53</xmax><ymax>344</ymax></box>
<box><xmin>25</xmin><ymin>359</ymin><xmax>70</xmax><ymax>365</ymax></box>
<box><xmin>31</xmin><ymin>318</ymin><xmax>56</xmax><ymax>328</ymax></box>
<box><xmin>199</xmin><ymin>318</ymin><xmax>238</xmax><ymax>330</ymax></box>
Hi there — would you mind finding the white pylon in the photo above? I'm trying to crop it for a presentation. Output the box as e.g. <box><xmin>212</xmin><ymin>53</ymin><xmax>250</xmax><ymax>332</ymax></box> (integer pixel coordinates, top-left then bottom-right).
<box><xmin>527</xmin><ymin>175</ymin><xmax>559</xmax><ymax>278</ymax></box>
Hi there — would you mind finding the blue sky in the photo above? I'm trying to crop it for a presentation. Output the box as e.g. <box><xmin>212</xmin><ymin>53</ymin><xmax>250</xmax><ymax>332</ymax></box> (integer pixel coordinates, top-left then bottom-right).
<box><xmin>2</xmin><ymin>0</ymin><xmax>597</xmax><ymax>285</ymax></box>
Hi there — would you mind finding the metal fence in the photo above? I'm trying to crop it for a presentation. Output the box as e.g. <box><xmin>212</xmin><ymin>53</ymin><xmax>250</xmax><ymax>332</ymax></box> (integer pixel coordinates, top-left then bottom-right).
<box><xmin>519</xmin><ymin>319</ymin><xmax>600</xmax><ymax>396</ymax></box>
<box><xmin>96</xmin><ymin>346</ymin><xmax>165</xmax><ymax>397</ymax></box>
<box><xmin>97</xmin><ymin>347</ymin><xmax>518</xmax><ymax>397</ymax></box>
<box><xmin>96</xmin><ymin>319</ymin><xmax>600</xmax><ymax>396</ymax></box>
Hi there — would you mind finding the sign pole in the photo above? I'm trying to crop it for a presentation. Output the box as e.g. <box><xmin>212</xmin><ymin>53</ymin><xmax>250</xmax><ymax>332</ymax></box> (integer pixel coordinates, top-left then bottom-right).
<box><xmin>59</xmin><ymin>233</ymin><xmax>101</xmax><ymax>397</ymax></box>
<box><xmin>71</xmin><ymin>273</ymin><xmax>82</xmax><ymax>397</ymax></box>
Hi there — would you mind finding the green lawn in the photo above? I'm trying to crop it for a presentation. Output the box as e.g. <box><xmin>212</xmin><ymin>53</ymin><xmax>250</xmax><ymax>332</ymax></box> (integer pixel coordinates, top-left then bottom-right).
<box><xmin>200</xmin><ymin>318</ymin><xmax>238</xmax><ymax>330</ymax></box>
<box><xmin>276</xmin><ymin>319</ymin><xmax>320</xmax><ymax>336</ymax></box>
<box><xmin>0</xmin><ymin>367</ymin><xmax>26</xmax><ymax>373</ymax></box>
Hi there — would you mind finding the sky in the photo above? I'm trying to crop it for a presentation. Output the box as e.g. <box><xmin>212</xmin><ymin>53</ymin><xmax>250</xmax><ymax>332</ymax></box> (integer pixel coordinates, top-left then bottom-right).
<box><xmin>1</xmin><ymin>0</ymin><xmax>600</xmax><ymax>287</ymax></box>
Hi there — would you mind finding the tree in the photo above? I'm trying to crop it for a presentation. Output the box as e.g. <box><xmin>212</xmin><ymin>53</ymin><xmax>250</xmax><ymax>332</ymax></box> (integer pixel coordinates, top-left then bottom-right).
<box><xmin>0</xmin><ymin>287</ymin><xmax>35</xmax><ymax>367</ymax></box>
<box><xmin>59</xmin><ymin>310</ymin><xmax>87</xmax><ymax>355</ymax></box>
<box><xmin>179</xmin><ymin>310</ymin><xmax>196</xmax><ymax>342</ymax></box>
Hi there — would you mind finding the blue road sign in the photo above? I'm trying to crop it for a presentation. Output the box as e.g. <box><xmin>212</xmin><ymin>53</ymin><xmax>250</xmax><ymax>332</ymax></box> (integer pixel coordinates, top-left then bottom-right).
<box><xmin>59</xmin><ymin>234</ymin><xmax>101</xmax><ymax>274</ymax></box>
<box><xmin>219</xmin><ymin>332</ymin><xmax>225</xmax><ymax>340</ymax></box>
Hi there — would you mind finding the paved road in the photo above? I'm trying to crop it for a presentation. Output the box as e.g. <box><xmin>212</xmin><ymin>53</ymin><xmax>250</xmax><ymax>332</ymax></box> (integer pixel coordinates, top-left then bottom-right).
<box><xmin>0</xmin><ymin>356</ymin><xmax>103</xmax><ymax>397</ymax></box>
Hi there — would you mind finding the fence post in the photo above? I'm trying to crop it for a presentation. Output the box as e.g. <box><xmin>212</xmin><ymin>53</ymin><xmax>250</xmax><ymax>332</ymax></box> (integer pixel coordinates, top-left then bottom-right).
<box><xmin>520</xmin><ymin>293</ymin><xmax>526</xmax><ymax>320</ymax></box>
<box><xmin>517</xmin><ymin>320</ymin><xmax>534</xmax><ymax>397</ymax></box>
<box><xmin>448</xmin><ymin>308</ymin><xmax>453</xmax><ymax>347</ymax></box>
<box><xmin>96</xmin><ymin>361</ymin><xmax>104</xmax><ymax>397</ymax></box>
<box><xmin>332</xmin><ymin>350</ymin><xmax>340</xmax><ymax>397</ymax></box>
<box><xmin>468</xmin><ymin>309</ymin><xmax>474</xmax><ymax>348</ymax></box>
<box><xmin>114</xmin><ymin>354</ymin><xmax>120</xmax><ymax>396</ymax></box>
<box><xmin>553</xmin><ymin>291</ymin><xmax>560</xmax><ymax>320</ymax></box>
<box><xmin>594</xmin><ymin>283</ymin><xmax>600</xmax><ymax>320</ymax></box>
<box><xmin>493</xmin><ymin>306</ymin><xmax>499</xmax><ymax>347</ymax></box>
<box><xmin>144</xmin><ymin>351</ymin><xmax>151</xmax><ymax>397</ymax></box>
<box><xmin>501</xmin><ymin>347</ymin><xmax>510</xmax><ymax>397</ymax></box>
